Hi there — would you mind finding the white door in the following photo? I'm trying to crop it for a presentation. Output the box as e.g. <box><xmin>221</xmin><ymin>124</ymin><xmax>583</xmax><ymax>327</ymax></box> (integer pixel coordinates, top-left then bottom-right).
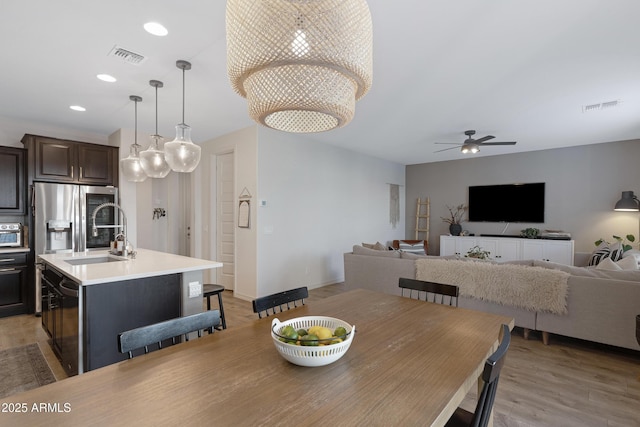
<box><xmin>216</xmin><ymin>152</ymin><xmax>235</xmax><ymax>290</ymax></box>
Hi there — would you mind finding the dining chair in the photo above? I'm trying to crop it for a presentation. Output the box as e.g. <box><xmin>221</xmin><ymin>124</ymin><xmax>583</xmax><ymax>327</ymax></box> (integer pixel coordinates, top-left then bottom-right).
<box><xmin>118</xmin><ymin>310</ymin><xmax>220</xmax><ymax>359</ymax></box>
<box><xmin>252</xmin><ymin>286</ymin><xmax>309</xmax><ymax>319</ymax></box>
<box><xmin>398</xmin><ymin>277</ymin><xmax>459</xmax><ymax>306</ymax></box>
<box><xmin>202</xmin><ymin>283</ymin><xmax>227</xmax><ymax>330</ymax></box>
<box><xmin>445</xmin><ymin>324</ymin><xmax>511</xmax><ymax>427</ymax></box>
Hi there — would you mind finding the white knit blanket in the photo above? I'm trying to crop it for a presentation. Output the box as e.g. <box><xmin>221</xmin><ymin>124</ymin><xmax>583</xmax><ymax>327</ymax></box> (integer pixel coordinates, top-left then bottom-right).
<box><xmin>415</xmin><ymin>259</ymin><xmax>569</xmax><ymax>314</ymax></box>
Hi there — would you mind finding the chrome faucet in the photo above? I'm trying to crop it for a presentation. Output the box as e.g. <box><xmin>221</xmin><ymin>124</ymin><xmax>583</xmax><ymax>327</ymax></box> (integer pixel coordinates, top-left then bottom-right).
<box><xmin>91</xmin><ymin>202</ymin><xmax>131</xmax><ymax>257</ymax></box>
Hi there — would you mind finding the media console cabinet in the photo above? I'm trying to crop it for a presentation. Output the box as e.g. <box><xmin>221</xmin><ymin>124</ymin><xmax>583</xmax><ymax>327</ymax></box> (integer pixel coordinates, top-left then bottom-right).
<box><xmin>440</xmin><ymin>235</ymin><xmax>575</xmax><ymax>265</ymax></box>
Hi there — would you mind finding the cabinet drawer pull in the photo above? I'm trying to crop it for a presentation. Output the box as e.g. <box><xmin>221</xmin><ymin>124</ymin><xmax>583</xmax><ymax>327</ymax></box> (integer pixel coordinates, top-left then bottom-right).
<box><xmin>0</xmin><ymin>268</ymin><xmax>16</xmax><ymax>272</ymax></box>
<box><xmin>0</xmin><ymin>259</ymin><xmax>15</xmax><ymax>263</ymax></box>
<box><xmin>71</xmin><ymin>165</ymin><xmax>74</xmax><ymax>178</ymax></box>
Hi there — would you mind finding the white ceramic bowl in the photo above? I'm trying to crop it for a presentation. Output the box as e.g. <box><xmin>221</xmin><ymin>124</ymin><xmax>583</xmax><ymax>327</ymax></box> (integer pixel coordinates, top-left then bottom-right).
<box><xmin>271</xmin><ymin>316</ymin><xmax>355</xmax><ymax>367</ymax></box>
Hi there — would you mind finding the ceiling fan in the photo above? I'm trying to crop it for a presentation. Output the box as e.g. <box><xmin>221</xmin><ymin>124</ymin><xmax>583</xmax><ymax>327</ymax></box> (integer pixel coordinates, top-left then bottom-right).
<box><xmin>434</xmin><ymin>130</ymin><xmax>517</xmax><ymax>154</ymax></box>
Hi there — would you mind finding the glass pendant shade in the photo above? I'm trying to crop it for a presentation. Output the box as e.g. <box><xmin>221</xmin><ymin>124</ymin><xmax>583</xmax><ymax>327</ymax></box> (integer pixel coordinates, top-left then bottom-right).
<box><xmin>165</xmin><ymin>124</ymin><xmax>201</xmax><ymax>172</ymax></box>
<box><xmin>120</xmin><ymin>143</ymin><xmax>147</xmax><ymax>182</ymax></box>
<box><xmin>226</xmin><ymin>0</ymin><xmax>373</xmax><ymax>133</ymax></box>
<box><xmin>139</xmin><ymin>79</ymin><xmax>170</xmax><ymax>178</ymax></box>
<box><xmin>119</xmin><ymin>95</ymin><xmax>148</xmax><ymax>182</ymax></box>
<box><xmin>165</xmin><ymin>60</ymin><xmax>201</xmax><ymax>172</ymax></box>
<box><xmin>140</xmin><ymin>134</ymin><xmax>171</xmax><ymax>178</ymax></box>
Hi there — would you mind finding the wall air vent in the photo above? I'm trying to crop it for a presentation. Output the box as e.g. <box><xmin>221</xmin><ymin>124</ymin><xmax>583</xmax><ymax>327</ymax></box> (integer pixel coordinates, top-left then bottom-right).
<box><xmin>108</xmin><ymin>46</ymin><xmax>147</xmax><ymax>65</ymax></box>
<box><xmin>582</xmin><ymin>99</ymin><xmax>620</xmax><ymax>113</ymax></box>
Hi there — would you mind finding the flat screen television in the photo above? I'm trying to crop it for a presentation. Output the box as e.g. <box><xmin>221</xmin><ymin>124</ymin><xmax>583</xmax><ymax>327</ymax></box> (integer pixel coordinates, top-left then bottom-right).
<box><xmin>468</xmin><ymin>183</ymin><xmax>545</xmax><ymax>223</ymax></box>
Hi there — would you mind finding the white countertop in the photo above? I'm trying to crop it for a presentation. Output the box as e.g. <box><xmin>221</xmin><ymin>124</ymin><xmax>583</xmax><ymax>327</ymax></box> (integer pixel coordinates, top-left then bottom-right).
<box><xmin>38</xmin><ymin>249</ymin><xmax>222</xmax><ymax>286</ymax></box>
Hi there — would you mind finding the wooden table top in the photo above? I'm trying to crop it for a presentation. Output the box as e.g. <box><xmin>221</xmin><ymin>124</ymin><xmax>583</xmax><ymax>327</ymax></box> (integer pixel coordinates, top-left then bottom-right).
<box><xmin>0</xmin><ymin>289</ymin><xmax>513</xmax><ymax>426</ymax></box>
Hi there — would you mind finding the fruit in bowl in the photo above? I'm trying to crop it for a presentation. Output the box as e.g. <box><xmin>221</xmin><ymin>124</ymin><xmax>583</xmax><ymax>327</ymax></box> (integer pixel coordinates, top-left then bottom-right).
<box><xmin>271</xmin><ymin>316</ymin><xmax>355</xmax><ymax>367</ymax></box>
<box><xmin>275</xmin><ymin>324</ymin><xmax>348</xmax><ymax>346</ymax></box>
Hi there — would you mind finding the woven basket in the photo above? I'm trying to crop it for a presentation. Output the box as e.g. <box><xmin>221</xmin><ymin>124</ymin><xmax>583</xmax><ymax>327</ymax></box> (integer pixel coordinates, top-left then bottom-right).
<box><xmin>271</xmin><ymin>316</ymin><xmax>355</xmax><ymax>367</ymax></box>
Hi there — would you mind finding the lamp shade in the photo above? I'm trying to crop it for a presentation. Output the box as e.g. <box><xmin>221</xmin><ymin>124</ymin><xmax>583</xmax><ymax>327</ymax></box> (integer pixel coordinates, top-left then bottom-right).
<box><xmin>226</xmin><ymin>0</ymin><xmax>373</xmax><ymax>133</ymax></box>
<box><xmin>120</xmin><ymin>143</ymin><xmax>147</xmax><ymax>182</ymax></box>
<box><xmin>140</xmin><ymin>135</ymin><xmax>171</xmax><ymax>178</ymax></box>
<box><xmin>614</xmin><ymin>191</ymin><xmax>640</xmax><ymax>211</ymax></box>
<box><xmin>165</xmin><ymin>124</ymin><xmax>201</xmax><ymax>173</ymax></box>
<box><xmin>119</xmin><ymin>95</ymin><xmax>147</xmax><ymax>182</ymax></box>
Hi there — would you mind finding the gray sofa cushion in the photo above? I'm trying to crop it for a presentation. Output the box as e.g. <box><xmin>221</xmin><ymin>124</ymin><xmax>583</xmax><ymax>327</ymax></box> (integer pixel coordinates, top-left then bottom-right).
<box><xmin>533</xmin><ymin>260</ymin><xmax>640</xmax><ymax>282</ymax></box>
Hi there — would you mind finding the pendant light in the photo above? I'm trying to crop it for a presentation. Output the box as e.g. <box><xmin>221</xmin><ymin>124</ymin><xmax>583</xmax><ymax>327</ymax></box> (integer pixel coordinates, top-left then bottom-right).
<box><xmin>165</xmin><ymin>60</ymin><xmax>201</xmax><ymax>172</ymax></box>
<box><xmin>140</xmin><ymin>80</ymin><xmax>171</xmax><ymax>178</ymax></box>
<box><xmin>226</xmin><ymin>0</ymin><xmax>373</xmax><ymax>133</ymax></box>
<box><xmin>119</xmin><ymin>95</ymin><xmax>147</xmax><ymax>182</ymax></box>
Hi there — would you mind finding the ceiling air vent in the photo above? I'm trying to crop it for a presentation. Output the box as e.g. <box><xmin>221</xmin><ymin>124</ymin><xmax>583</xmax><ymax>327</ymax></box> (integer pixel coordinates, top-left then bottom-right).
<box><xmin>582</xmin><ymin>99</ymin><xmax>620</xmax><ymax>113</ymax></box>
<box><xmin>108</xmin><ymin>46</ymin><xmax>147</xmax><ymax>65</ymax></box>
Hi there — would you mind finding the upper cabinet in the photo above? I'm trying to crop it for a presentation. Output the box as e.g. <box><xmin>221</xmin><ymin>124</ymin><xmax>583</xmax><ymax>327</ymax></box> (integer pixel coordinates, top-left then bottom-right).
<box><xmin>0</xmin><ymin>146</ymin><xmax>26</xmax><ymax>214</ymax></box>
<box><xmin>21</xmin><ymin>135</ymin><xmax>118</xmax><ymax>187</ymax></box>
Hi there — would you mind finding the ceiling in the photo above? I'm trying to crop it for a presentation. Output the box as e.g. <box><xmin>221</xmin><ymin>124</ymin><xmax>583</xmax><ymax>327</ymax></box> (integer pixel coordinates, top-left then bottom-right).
<box><xmin>1</xmin><ymin>0</ymin><xmax>639</xmax><ymax>165</ymax></box>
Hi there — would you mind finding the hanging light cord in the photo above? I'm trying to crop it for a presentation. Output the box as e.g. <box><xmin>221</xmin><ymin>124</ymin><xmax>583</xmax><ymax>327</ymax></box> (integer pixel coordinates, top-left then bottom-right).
<box><xmin>181</xmin><ymin>66</ymin><xmax>186</xmax><ymax>125</ymax></box>
<box><xmin>155</xmin><ymin>84</ymin><xmax>159</xmax><ymax>135</ymax></box>
<box><xmin>134</xmin><ymin>98</ymin><xmax>138</xmax><ymax>146</ymax></box>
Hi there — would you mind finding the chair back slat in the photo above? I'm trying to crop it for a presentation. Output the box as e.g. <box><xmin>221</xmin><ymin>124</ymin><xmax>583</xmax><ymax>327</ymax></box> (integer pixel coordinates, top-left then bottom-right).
<box><xmin>399</xmin><ymin>278</ymin><xmax>459</xmax><ymax>306</ymax></box>
<box><xmin>118</xmin><ymin>310</ymin><xmax>221</xmax><ymax>359</ymax></box>
<box><xmin>252</xmin><ymin>287</ymin><xmax>309</xmax><ymax>318</ymax></box>
<box><xmin>470</xmin><ymin>324</ymin><xmax>511</xmax><ymax>427</ymax></box>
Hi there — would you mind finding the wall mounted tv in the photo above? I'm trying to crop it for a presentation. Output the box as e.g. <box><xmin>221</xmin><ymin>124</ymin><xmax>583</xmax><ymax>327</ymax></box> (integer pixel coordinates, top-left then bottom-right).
<box><xmin>468</xmin><ymin>183</ymin><xmax>545</xmax><ymax>223</ymax></box>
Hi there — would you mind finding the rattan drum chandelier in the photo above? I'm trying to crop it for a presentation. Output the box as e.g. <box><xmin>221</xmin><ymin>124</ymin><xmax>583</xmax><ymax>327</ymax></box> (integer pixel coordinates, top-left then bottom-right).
<box><xmin>226</xmin><ymin>0</ymin><xmax>373</xmax><ymax>133</ymax></box>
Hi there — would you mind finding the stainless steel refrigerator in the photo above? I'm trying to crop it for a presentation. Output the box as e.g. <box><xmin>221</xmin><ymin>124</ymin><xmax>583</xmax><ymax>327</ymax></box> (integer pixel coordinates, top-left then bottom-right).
<box><xmin>33</xmin><ymin>182</ymin><xmax>119</xmax><ymax>313</ymax></box>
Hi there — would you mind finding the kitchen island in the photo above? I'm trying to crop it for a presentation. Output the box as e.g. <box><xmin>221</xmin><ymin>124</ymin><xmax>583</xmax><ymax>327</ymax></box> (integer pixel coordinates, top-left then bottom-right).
<box><xmin>38</xmin><ymin>249</ymin><xmax>222</xmax><ymax>375</ymax></box>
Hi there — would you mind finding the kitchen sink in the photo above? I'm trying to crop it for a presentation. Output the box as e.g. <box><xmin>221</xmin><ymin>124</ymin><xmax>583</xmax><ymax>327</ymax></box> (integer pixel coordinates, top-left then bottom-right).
<box><xmin>64</xmin><ymin>256</ymin><xmax>127</xmax><ymax>266</ymax></box>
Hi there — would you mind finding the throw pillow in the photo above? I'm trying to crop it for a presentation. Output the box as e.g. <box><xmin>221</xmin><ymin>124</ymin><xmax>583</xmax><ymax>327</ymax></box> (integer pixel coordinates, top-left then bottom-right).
<box><xmin>398</xmin><ymin>241</ymin><xmax>425</xmax><ymax>255</ymax></box>
<box><xmin>362</xmin><ymin>242</ymin><xmax>388</xmax><ymax>251</ymax></box>
<box><xmin>608</xmin><ymin>242</ymin><xmax>625</xmax><ymax>262</ymax></box>
<box><xmin>595</xmin><ymin>257</ymin><xmax>622</xmax><ymax>271</ymax></box>
<box><xmin>588</xmin><ymin>243</ymin><xmax>612</xmax><ymax>266</ymax></box>
<box><xmin>616</xmin><ymin>256</ymin><xmax>638</xmax><ymax>270</ymax></box>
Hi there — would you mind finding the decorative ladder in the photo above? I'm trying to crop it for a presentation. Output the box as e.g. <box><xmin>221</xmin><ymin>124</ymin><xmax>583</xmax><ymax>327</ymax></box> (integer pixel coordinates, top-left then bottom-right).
<box><xmin>414</xmin><ymin>197</ymin><xmax>430</xmax><ymax>240</ymax></box>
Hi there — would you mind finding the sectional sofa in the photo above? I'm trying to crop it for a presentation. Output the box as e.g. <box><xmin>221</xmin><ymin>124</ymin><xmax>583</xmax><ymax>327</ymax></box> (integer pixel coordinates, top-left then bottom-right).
<box><xmin>344</xmin><ymin>245</ymin><xmax>640</xmax><ymax>351</ymax></box>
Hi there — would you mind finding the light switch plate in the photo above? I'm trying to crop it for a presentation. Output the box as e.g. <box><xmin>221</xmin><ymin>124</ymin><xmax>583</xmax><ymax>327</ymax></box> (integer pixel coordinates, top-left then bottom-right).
<box><xmin>188</xmin><ymin>281</ymin><xmax>201</xmax><ymax>298</ymax></box>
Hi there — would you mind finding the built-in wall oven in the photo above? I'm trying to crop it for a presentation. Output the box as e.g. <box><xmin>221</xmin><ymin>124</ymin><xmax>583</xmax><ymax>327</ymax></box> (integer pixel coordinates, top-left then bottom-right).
<box><xmin>41</xmin><ymin>268</ymin><xmax>79</xmax><ymax>376</ymax></box>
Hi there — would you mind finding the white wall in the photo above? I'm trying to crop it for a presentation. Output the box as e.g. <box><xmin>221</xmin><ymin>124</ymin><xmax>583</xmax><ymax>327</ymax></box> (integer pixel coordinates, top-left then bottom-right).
<box><xmin>406</xmin><ymin>139</ymin><xmax>640</xmax><ymax>254</ymax></box>
<box><xmin>256</xmin><ymin>128</ymin><xmax>406</xmax><ymax>298</ymax></box>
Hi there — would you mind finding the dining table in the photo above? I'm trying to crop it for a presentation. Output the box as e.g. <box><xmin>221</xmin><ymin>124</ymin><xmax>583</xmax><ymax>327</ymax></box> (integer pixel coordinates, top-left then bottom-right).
<box><xmin>0</xmin><ymin>288</ymin><xmax>514</xmax><ymax>426</ymax></box>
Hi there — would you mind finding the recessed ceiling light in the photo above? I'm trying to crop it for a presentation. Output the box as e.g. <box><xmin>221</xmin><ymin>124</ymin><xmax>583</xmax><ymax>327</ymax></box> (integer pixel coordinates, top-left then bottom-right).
<box><xmin>70</xmin><ymin>105</ymin><xmax>86</xmax><ymax>112</ymax></box>
<box><xmin>97</xmin><ymin>74</ymin><xmax>117</xmax><ymax>83</ymax></box>
<box><xmin>144</xmin><ymin>22</ymin><xmax>168</xmax><ymax>36</ymax></box>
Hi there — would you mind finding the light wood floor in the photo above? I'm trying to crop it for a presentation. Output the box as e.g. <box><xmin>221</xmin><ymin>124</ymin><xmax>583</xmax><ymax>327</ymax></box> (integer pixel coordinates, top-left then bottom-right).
<box><xmin>1</xmin><ymin>283</ymin><xmax>639</xmax><ymax>426</ymax></box>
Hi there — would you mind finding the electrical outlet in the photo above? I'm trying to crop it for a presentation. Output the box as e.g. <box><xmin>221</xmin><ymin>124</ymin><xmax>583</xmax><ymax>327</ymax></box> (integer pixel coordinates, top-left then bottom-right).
<box><xmin>188</xmin><ymin>282</ymin><xmax>201</xmax><ymax>298</ymax></box>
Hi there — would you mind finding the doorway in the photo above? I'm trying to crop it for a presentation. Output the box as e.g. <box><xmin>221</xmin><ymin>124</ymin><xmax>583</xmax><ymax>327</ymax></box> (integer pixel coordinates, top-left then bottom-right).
<box><xmin>216</xmin><ymin>152</ymin><xmax>235</xmax><ymax>290</ymax></box>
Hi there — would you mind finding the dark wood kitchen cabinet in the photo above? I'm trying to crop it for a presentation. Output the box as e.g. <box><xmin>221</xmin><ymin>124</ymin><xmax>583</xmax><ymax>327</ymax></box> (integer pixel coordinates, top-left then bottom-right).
<box><xmin>21</xmin><ymin>134</ymin><xmax>119</xmax><ymax>187</ymax></box>
<box><xmin>0</xmin><ymin>252</ymin><xmax>28</xmax><ymax>318</ymax></box>
<box><xmin>0</xmin><ymin>146</ymin><xmax>26</xmax><ymax>214</ymax></box>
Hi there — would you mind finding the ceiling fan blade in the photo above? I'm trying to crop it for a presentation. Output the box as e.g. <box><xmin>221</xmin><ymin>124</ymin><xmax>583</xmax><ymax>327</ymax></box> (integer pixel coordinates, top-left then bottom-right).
<box><xmin>480</xmin><ymin>141</ymin><xmax>517</xmax><ymax>146</ymax></box>
<box><xmin>434</xmin><ymin>142</ymin><xmax>462</xmax><ymax>145</ymax></box>
<box><xmin>434</xmin><ymin>146</ymin><xmax>462</xmax><ymax>153</ymax></box>
<box><xmin>474</xmin><ymin>135</ymin><xmax>495</xmax><ymax>144</ymax></box>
